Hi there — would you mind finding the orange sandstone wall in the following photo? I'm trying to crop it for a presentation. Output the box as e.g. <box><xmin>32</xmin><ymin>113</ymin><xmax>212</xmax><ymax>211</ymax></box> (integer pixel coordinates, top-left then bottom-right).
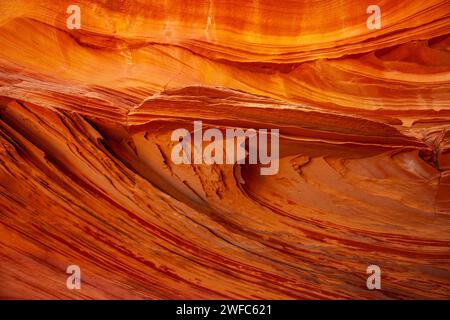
<box><xmin>0</xmin><ymin>0</ymin><xmax>449</xmax><ymax>299</ymax></box>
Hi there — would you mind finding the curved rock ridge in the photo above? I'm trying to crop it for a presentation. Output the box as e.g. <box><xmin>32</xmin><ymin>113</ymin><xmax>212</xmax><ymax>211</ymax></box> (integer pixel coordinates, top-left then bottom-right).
<box><xmin>0</xmin><ymin>1</ymin><xmax>449</xmax><ymax>299</ymax></box>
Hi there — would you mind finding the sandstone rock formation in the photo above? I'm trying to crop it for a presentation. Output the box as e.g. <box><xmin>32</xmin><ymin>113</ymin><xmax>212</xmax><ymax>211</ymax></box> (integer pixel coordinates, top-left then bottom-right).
<box><xmin>0</xmin><ymin>0</ymin><xmax>449</xmax><ymax>299</ymax></box>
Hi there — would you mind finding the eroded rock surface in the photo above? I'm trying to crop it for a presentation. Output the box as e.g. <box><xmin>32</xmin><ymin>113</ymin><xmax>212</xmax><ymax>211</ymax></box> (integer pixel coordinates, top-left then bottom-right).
<box><xmin>0</xmin><ymin>1</ymin><xmax>449</xmax><ymax>299</ymax></box>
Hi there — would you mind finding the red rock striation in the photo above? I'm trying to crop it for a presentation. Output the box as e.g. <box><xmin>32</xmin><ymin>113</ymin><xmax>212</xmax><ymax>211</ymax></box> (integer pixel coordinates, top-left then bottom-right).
<box><xmin>0</xmin><ymin>0</ymin><xmax>449</xmax><ymax>299</ymax></box>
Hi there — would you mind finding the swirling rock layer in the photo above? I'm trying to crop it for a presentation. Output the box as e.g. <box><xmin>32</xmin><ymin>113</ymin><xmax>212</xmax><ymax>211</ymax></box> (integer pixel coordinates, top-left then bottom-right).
<box><xmin>0</xmin><ymin>0</ymin><xmax>450</xmax><ymax>299</ymax></box>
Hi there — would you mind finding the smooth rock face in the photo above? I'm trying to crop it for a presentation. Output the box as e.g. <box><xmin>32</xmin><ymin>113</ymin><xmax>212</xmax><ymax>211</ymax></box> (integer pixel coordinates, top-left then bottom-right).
<box><xmin>0</xmin><ymin>0</ymin><xmax>449</xmax><ymax>299</ymax></box>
